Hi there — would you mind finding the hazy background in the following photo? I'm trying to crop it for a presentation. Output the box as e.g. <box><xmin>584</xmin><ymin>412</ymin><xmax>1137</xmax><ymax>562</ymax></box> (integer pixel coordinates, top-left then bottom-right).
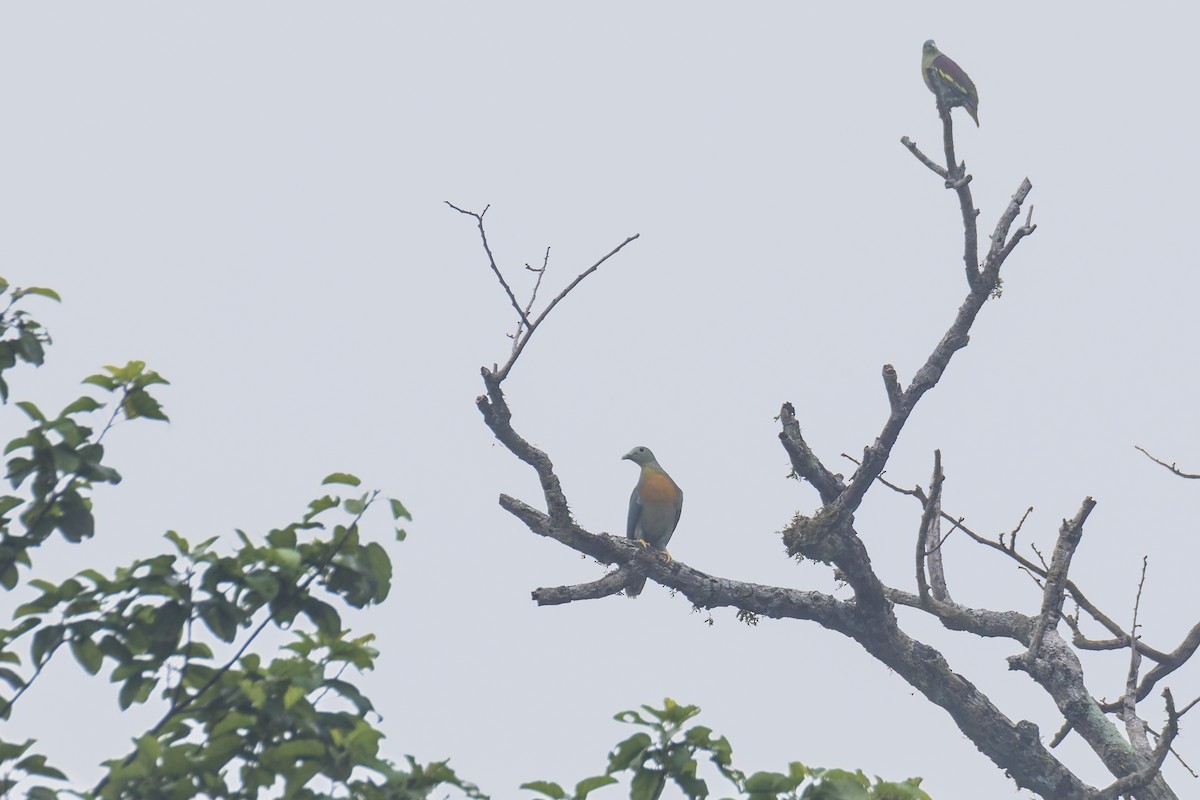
<box><xmin>2</xmin><ymin>3</ymin><xmax>1198</xmax><ymax>798</ymax></box>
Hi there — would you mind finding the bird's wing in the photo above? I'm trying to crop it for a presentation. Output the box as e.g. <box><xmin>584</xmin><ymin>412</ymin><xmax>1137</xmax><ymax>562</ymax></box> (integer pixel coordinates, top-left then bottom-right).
<box><xmin>930</xmin><ymin>54</ymin><xmax>976</xmax><ymax>100</ymax></box>
<box><xmin>627</xmin><ymin>485</ymin><xmax>642</xmax><ymax>539</ymax></box>
<box><xmin>672</xmin><ymin>485</ymin><xmax>684</xmax><ymax>530</ymax></box>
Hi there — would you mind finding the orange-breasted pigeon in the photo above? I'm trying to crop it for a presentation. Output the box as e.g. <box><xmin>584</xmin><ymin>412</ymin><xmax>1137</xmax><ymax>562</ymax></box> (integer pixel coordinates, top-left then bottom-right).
<box><xmin>622</xmin><ymin>445</ymin><xmax>683</xmax><ymax>598</ymax></box>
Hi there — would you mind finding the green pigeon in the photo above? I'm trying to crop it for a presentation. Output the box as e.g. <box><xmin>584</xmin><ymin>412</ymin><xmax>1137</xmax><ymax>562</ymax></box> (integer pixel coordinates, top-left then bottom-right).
<box><xmin>922</xmin><ymin>40</ymin><xmax>979</xmax><ymax>126</ymax></box>
<box><xmin>622</xmin><ymin>446</ymin><xmax>683</xmax><ymax>598</ymax></box>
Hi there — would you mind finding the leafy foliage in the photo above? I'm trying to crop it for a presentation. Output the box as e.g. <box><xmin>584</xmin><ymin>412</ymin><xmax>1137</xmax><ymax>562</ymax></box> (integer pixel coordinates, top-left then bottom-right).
<box><xmin>0</xmin><ymin>280</ymin><xmax>929</xmax><ymax>798</ymax></box>
<box><xmin>0</xmin><ymin>278</ymin><xmax>478</xmax><ymax>799</ymax></box>
<box><xmin>524</xmin><ymin>699</ymin><xmax>932</xmax><ymax>800</ymax></box>
<box><xmin>0</xmin><ymin>279</ymin><xmax>60</xmax><ymax>404</ymax></box>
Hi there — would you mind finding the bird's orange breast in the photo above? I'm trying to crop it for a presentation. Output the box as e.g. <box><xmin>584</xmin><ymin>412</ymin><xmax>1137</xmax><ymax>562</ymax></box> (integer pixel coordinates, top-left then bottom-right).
<box><xmin>639</xmin><ymin>470</ymin><xmax>680</xmax><ymax>503</ymax></box>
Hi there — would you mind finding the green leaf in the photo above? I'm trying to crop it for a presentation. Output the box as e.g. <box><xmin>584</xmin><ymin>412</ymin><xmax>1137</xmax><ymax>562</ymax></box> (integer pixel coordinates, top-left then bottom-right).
<box><xmin>268</xmin><ymin>547</ymin><xmax>302</xmax><ymax>571</ymax></box>
<box><xmin>15</xmin><ymin>287</ymin><xmax>61</xmax><ymax>302</ymax></box>
<box><xmin>0</xmin><ymin>496</ymin><xmax>22</xmax><ymax>517</ymax></box>
<box><xmin>117</xmin><ymin>675</ymin><xmax>154</xmax><ymax>709</ymax></box>
<box><xmin>260</xmin><ymin>738</ymin><xmax>325</xmax><ymax>770</ymax></box>
<box><xmin>0</xmin><ymin>667</ymin><xmax>26</xmax><ymax>691</ymax></box>
<box><xmin>56</xmin><ymin>489</ymin><xmax>94</xmax><ymax>543</ymax></box>
<box><xmin>199</xmin><ymin>600</ymin><xmax>239</xmax><ymax>642</ymax></box>
<box><xmin>122</xmin><ymin>388</ymin><xmax>168</xmax><ymax>421</ymax></box>
<box><xmin>574</xmin><ymin>775</ymin><xmax>618</xmax><ymax>797</ymax></box>
<box><xmin>15</xmin><ymin>754</ymin><xmax>67</xmax><ymax>780</ymax></box>
<box><xmin>15</xmin><ymin>332</ymin><xmax>45</xmax><ymax>365</ymax></box>
<box><xmin>15</xmin><ymin>402</ymin><xmax>45</xmax><ymax>422</ymax></box>
<box><xmin>630</xmin><ymin>768</ymin><xmax>664</xmax><ymax>800</ymax></box>
<box><xmin>305</xmin><ymin>495</ymin><xmax>338</xmax><ymax>520</ymax></box>
<box><xmin>200</xmin><ymin>731</ymin><xmax>243</xmax><ymax>770</ymax></box>
<box><xmin>362</xmin><ymin>541</ymin><xmax>392</xmax><ymax>602</ymax></box>
<box><xmin>301</xmin><ymin>597</ymin><xmax>341</xmax><ymax>635</ymax></box>
<box><xmin>31</xmin><ymin>624</ymin><xmax>64</xmax><ymax>666</ymax></box>
<box><xmin>69</xmin><ymin>636</ymin><xmax>104</xmax><ymax>675</ymax></box>
<box><xmin>60</xmin><ymin>396</ymin><xmax>102</xmax><ymax>416</ymax></box>
<box><xmin>519</xmin><ymin>781</ymin><xmax>565</xmax><ymax>799</ymax></box>
<box><xmin>746</xmin><ymin>771</ymin><xmax>792</xmax><ymax>792</ymax></box>
<box><xmin>803</xmin><ymin>769</ymin><xmax>871</xmax><ymax>800</ymax></box>
<box><xmin>211</xmin><ymin>711</ymin><xmax>255</xmax><ymax>737</ymax></box>
<box><xmin>5</xmin><ymin>456</ymin><xmax>33</xmax><ymax>488</ymax></box>
<box><xmin>389</xmin><ymin>497</ymin><xmax>411</xmax><ymax>521</ymax></box>
<box><xmin>27</xmin><ymin>787</ymin><xmax>60</xmax><ymax>800</ymax></box>
<box><xmin>869</xmin><ymin>779</ymin><xmax>930</xmax><ymax>800</ymax></box>
<box><xmin>324</xmin><ymin>678</ymin><xmax>374</xmax><ymax>715</ymax></box>
<box><xmin>322</xmin><ymin>472</ymin><xmax>361</xmax><ymax>487</ymax></box>
<box><xmin>266</xmin><ymin>527</ymin><xmax>297</xmax><ymax>548</ymax></box>
<box><xmin>0</xmin><ymin>739</ymin><xmax>33</xmax><ymax>762</ymax></box>
<box><xmin>646</xmin><ymin>697</ymin><xmax>700</xmax><ymax>725</ymax></box>
<box><xmin>81</xmin><ymin>373</ymin><xmax>117</xmax><ymax>390</ymax></box>
<box><xmin>164</xmin><ymin>530</ymin><xmax>190</xmax><ymax>554</ymax></box>
<box><xmin>607</xmin><ymin>732</ymin><xmax>652</xmax><ymax>772</ymax></box>
<box><xmin>245</xmin><ymin>570</ymin><xmax>281</xmax><ymax>601</ymax></box>
<box><xmin>673</xmin><ymin>772</ymin><xmax>708</xmax><ymax>799</ymax></box>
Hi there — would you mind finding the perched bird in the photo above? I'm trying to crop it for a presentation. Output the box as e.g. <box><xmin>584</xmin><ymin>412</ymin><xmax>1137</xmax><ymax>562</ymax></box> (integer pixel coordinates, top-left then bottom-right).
<box><xmin>921</xmin><ymin>40</ymin><xmax>979</xmax><ymax>126</ymax></box>
<box><xmin>622</xmin><ymin>446</ymin><xmax>684</xmax><ymax>598</ymax></box>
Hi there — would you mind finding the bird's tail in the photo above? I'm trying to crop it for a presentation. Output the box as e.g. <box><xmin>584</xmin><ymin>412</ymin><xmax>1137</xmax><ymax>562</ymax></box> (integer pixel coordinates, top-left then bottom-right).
<box><xmin>626</xmin><ymin>576</ymin><xmax>646</xmax><ymax>598</ymax></box>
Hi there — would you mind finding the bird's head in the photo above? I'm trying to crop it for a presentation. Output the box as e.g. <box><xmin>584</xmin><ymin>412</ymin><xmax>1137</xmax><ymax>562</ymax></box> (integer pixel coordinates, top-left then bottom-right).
<box><xmin>622</xmin><ymin>446</ymin><xmax>657</xmax><ymax>466</ymax></box>
<box><xmin>923</xmin><ymin>40</ymin><xmax>939</xmax><ymax>56</ymax></box>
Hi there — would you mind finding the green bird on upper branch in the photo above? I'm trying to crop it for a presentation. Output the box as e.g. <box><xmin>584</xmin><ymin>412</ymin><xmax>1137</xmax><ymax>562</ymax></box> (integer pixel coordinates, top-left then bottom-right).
<box><xmin>922</xmin><ymin>40</ymin><xmax>979</xmax><ymax>126</ymax></box>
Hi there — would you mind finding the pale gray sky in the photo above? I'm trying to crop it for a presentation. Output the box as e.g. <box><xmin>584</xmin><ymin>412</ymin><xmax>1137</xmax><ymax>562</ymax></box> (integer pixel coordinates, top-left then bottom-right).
<box><xmin>3</xmin><ymin>3</ymin><xmax>1199</xmax><ymax>798</ymax></box>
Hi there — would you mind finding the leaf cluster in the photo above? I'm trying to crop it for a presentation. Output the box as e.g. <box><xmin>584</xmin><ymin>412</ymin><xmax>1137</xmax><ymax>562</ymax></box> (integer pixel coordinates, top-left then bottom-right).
<box><xmin>0</xmin><ymin>279</ymin><xmax>473</xmax><ymax>799</ymax></box>
<box><xmin>524</xmin><ymin>699</ymin><xmax>932</xmax><ymax>800</ymax></box>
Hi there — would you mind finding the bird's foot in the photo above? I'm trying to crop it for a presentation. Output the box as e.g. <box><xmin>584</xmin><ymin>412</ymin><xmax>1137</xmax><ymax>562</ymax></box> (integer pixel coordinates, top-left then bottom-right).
<box><xmin>662</xmin><ymin>549</ymin><xmax>673</xmax><ymax>562</ymax></box>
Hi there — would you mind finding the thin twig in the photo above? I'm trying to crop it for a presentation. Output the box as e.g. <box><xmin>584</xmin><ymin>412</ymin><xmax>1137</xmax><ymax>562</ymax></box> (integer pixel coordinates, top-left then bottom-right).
<box><xmin>0</xmin><ymin>637</ymin><xmax>65</xmax><ymax>719</ymax></box>
<box><xmin>496</xmin><ymin>234</ymin><xmax>639</xmax><ymax>381</ymax></box>
<box><xmin>1119</xmin><ymin>557</ymin><xmax>1150</xmax><ymax>755</ymax></box>
<box><xmin>446</xmin><ymin>202</ymin><xmax>530</xmax><ymax>330</ymax></box>
<box><xmin>1135</xmin><ymin>445</ymin><xmax>1200</xmax><ymax>479</ymax></box>
<box><xmin>1005</xmin><ymin>506</ymin><xmax>1034</xmax><ymax>552</ymax></box>
<box><xmin>512</xmin><ymin>247</ymin><xmax>551</xmax><ymax>351</ymax></box>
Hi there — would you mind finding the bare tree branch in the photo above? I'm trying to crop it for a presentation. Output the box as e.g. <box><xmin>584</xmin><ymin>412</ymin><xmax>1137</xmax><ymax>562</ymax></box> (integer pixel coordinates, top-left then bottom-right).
<box><xmin>777</xmin><ymin>402</ymin><xmax>844</xmax><ymax>504</ymax></box>
<box><xmin>464</xmin><ymin>68</ymin><xmax>1193</xmax><ymax>795</ymax></box>
<box><xmin>1094</xmin><ymin>690</ymin><xmax>1179</xmax><ymax>800</ymax></box>
<box><xmin>512</xmin><ymin>246</ymin><xmax>550</xmax><ymax>352</ymax></box>
<box><xmin>445</xmin><ymin>202</ymin><xmax>530</xmax><ymax>329</ymax></box>
<box><xmin>448</xmin><ymin>201</ymin><xmax>639</xmax><ymax>382</ymax></box>
<box><xmin>1135</xmin><ymin>445</ymin><xmax>1200</xmax><ymax>479</ymax></box>
<box><xmin>1022</xmin><ymin>499</ymin><xmax>1097</xmax><ymax>661</ymax></box>
<box><xmin>915</xmin><ymin>450</ymin><xmax>947</xmax><ymax>603</ymax></box>
<box><xmin>1120</xmin><ymin>559</ymin><xmax>1152</xmax><ymax>762</ymax></box>
<box><xmin>882</xmin><ymin>363</ymin><xmax>903</xmax><ymax>412</ymax></box>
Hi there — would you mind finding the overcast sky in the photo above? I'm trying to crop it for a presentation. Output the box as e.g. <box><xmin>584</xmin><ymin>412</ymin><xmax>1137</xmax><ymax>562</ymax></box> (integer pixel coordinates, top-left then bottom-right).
<box><xmin>3</xmin><ymin>3</ymin><xmax>1200</xmax><ymax>798</ymax></box>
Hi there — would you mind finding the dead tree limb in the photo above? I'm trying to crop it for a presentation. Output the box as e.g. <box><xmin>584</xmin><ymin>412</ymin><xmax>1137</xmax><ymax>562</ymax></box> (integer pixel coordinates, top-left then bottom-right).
<box><xmin>457</xmin><ymin>77</ymin><xmax>1185</xmax><ymax>800</ymax></box>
